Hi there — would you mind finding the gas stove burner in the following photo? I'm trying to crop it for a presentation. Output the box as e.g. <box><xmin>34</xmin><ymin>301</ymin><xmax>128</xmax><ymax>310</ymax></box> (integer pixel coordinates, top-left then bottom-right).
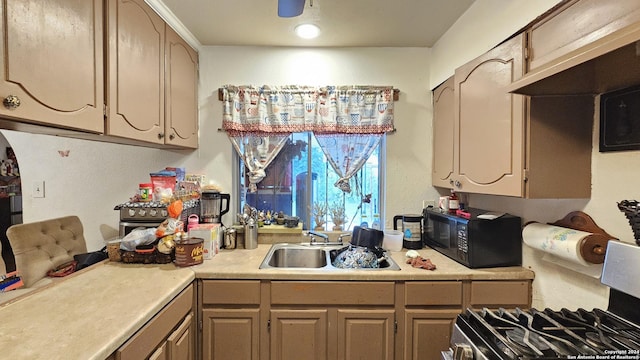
<box><xmin>454</xmin><ymin>307</ymin><xmax>640</xmax><ymax>359</ymax></box>
<box><xmin>445</xmin><ymin>242</ymin><xmax>640</xmax><ymax>360</ymax></box>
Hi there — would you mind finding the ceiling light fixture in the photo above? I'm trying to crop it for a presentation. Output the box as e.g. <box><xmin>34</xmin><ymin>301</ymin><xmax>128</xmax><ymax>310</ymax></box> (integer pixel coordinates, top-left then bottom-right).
<box><xmin>295</xmin><ymin>24</ymin><xmax>320</xmax><ymax>39</ymax></box>
<box><xmin>278</xmin><ymin>0</ymin><xmax>306</xmax><ymax>17</ymax></box>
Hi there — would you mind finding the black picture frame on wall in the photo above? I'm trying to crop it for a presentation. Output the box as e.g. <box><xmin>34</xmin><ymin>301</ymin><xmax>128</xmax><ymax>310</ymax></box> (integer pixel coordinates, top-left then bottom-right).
<box><xmin>600</xmin><ymin>84</ymin><xmax>640</xmax><ymax>152</ymax></box>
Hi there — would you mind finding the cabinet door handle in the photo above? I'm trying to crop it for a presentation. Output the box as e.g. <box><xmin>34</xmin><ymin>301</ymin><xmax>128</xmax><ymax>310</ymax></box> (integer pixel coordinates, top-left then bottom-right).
<box><xmin>169</xmin><ymin>133</ymin><xmax>175</xmax><ymax>140</ymax></box>
<box><xmin>158</xmin><ymin>133</ymin><xmax>165</xmax><ymax>139</ymax></box>
<box><xmin>454</xmin><ymin>180</ymin><xmax>462</xmax><ymax>189</ymax></box>
<box><xmin>3</xmin><ymin>95</ymin><xmax>20</xmax><ymax>110</ymax></box>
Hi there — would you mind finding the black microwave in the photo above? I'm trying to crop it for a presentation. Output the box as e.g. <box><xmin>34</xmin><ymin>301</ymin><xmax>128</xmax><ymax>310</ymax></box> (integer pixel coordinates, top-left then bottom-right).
<box><xmin>422</xmin><ymin>207</ymin><xmax>522</xmax><ymax>268</ymax></box>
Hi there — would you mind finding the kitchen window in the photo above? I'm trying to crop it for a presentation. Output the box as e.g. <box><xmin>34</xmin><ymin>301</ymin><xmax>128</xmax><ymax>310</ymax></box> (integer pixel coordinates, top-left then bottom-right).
<box><xmin>222</xmin><ymin>85</ymin><xmax>394</xmax><ymax>231</ymax></box>
<box><xmin>236</xmin><ymin>132</ymin><xmax>385</xmax><ymax>231</ymax></box>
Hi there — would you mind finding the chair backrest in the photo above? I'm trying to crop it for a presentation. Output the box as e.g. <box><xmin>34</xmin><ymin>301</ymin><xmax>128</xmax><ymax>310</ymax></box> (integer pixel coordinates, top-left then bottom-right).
<box><xmin>7</xmin><ymin>216</ymin><xmax>88</xmax><ymax>287</ymax></box>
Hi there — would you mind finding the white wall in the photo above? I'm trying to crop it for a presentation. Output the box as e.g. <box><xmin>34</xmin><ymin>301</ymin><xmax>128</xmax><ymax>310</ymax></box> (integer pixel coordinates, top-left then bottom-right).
<box><xmin>199</xmin><ymin>46</ymin><xmax>439</xmax><ymax>229</ymax></box>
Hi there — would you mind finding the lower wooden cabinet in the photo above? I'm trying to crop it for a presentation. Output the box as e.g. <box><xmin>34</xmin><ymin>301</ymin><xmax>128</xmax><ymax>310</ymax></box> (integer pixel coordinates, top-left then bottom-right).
<box><xmin>115</xmin><ymin>284</ymin><xmax>195</xmax><ymax>360</ymax></box>
<box><xmin>198</xmin><ymin>279</ymin><xmax>532</xmax><ymax>360</ymax></box>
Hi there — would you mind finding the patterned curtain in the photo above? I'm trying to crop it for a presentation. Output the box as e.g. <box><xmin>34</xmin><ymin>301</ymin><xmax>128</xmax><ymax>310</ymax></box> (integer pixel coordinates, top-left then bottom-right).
<box><xmin>314</xmin><ymin>133</ymin><xmax>383</xmax><ymax>193</ymax></box>
<box><xmin>222</xmin><ymin>85</ymin><xmax>394</xmax><ymax>192</ymax></box>
<box><xmin>229</xmin><ymin>134</ymin><xmax>290</xmax><ymax>192</ymax></box>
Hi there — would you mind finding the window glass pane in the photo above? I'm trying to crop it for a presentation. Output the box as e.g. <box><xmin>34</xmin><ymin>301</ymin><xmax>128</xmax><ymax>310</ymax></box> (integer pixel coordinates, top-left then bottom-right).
<box><xmin>238</xmin><ymin>132</ymin><xmax>383</xmax><ymax>231</ymax></box>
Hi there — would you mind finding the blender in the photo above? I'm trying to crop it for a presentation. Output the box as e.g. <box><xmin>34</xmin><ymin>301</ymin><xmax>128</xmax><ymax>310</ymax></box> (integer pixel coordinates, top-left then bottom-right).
<box><xmin>200</xmin><ymin>190</ymin><xmax>230</xmax><ymax>224</ymax></box>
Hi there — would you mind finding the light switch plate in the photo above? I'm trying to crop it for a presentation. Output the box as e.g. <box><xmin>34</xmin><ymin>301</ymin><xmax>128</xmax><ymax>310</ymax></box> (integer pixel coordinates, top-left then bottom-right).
<box><xmin>33</xmin><ymin>181</ymin><xmax>45</xmax><ymax>198</ymax></box>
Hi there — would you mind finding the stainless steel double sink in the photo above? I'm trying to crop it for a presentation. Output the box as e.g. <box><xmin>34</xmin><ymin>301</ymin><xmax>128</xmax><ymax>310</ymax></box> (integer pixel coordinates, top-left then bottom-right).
<box><xmin>259</xmin><ymin>243</ymin><xmax>401</xmax><ymax>271</ymax></box>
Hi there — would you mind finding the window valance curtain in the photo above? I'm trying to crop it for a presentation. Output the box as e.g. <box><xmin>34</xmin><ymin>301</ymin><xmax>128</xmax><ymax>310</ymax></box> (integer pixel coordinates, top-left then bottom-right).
<box><xmin>221</xmin><ymin>85</ymin><xmax>394</xmax><ymax>135</ymax></box>
<box><xmin>221</xmin><ymin>85</ymin><xmax>394</xmax><ymax>193</ymax></box>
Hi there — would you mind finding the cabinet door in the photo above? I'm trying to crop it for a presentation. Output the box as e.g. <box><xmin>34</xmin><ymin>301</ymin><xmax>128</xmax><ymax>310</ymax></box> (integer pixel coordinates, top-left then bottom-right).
<box><xmin>165</xmin><ymin>26</ymin><xmax>198</xmax><ymax>149</ymax></box>
<box><xmin>404</xmin><ymin>310</ymin><xmax>459</xmax><ymax>360</ymax></box>
<box><xmin>270</xmin><ymin>309</ymin><xmax>328</xmax><ymax>360</ymax></box>
<box><xmin>0</xmin><ymin>0</ymin><xmax>104</xmax><ymax>133</ymax></box>
<box><xmin>202</xmin><ymin>308</ymin><xmax>260</xmax><ymax>360</ymax></box>
<box><xmin>149</xmin><ymin>342</ymin><xmax>168</xmax><ymax>360</ymax></box>
<box><xmin>432</xmin><ymin>77</ymin><xmax>455</xmax><ymax>189</ymax></box>
<box><xmin>168</xmin><ymin>313</ymin><xmax>194</xmax><ymax>360</ymax></box>
<box><xmin>527</xmin><ymin>0</ymin><xmax>640</xmax><ymax>73</ymax></box>
<box><xmin>106</xmin><ymin>0</ymin><xmax>165</xmax><ymax>144</ymax></box>
<box><xmin>454</xmin><ymin>34</ymin><xmax>525</xmax><ymax>196</ymax></box>
<box><xmin>337</xmin><ymin>309</ymin><xmax>395</xmax><ymax>360</ymax></box>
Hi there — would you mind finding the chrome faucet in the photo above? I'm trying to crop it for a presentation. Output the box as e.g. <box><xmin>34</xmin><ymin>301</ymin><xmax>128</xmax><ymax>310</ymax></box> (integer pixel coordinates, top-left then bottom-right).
<box><xmin>306</xmin><ymin>230</ymin><xmax>329</xmax><ymax>244</ymax></box>
<box><xmin>337</xmin><ymin>233</ymin><xmax>351</xmax><ymax>245</ymax></box>
<box><xmin>305</xmin><ymin>231</ymin><xmax>351</xmax><ymax>246</ymax></box>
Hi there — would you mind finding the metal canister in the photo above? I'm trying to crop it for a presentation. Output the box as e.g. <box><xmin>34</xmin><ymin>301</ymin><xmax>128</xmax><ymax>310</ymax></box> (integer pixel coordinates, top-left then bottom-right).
<box><xmin>224</xmin><ymin>227</ymin><xmax>237</xmax><ymax>249</ymax></box>
<box><xmin>244</xmin><ymin>219</ymin><xmax>258</xmax><ymax>249</ymax></box>
<box><xmin>174</xmin><ymin>237</ymin><xmax>204</xmax><ymax>267</ymax></box>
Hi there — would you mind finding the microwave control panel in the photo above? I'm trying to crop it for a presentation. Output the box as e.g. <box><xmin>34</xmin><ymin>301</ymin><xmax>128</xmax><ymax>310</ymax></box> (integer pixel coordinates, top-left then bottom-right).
<box><xmin>457</xmin><ymin>223</ymin><xmax>468</xmax><ymax>262</ymax></box>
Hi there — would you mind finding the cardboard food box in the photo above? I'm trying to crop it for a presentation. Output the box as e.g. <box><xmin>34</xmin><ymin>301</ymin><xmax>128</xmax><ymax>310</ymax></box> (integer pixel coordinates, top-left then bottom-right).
<box><xmin>188</xmin><ymin>223</ymin><xmax>221</xmax><ymax>260</ymax></box>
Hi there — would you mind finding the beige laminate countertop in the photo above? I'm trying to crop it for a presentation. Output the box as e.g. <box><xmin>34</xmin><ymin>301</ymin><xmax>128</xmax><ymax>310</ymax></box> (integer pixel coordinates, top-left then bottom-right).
<box><xmin>0</xmin><ymin>262</ymin><xmax>195</xmax><ymax>360</ymax></box>
<box><xmin>0</xmin><ymin>243</ymin><xmax>533</xmax><ymax>359</ymax></box>
<box><xmin>193</xmin><ymin>243</ymin><xmax>535</xmax><ymax>281</ymax></box>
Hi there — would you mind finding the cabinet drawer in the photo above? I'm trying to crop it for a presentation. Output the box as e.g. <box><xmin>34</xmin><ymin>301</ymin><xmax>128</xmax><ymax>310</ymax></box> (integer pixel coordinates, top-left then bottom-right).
<box><xmin>405</xmin><ymin>281</ymin><xmax>462</xmax><ymax>306</ymax></box>
<box><xmin>116</xmin><ymin>284</ymin><xmax>193</xmax><ymax>360</ymax></box>
<box><xmin>469</xmin><ymin>281</ymin><xmax>531</xmax><ymax>307</ymax></box>
<box><xmin>202</xmin><ymin>280</ymin><xmax>261</xmax><ymax>305</ymax></box>
<box><xmin>271</xmin><ymin>281</ymin><xmax>395</xmax><ymax>305</ymax></box>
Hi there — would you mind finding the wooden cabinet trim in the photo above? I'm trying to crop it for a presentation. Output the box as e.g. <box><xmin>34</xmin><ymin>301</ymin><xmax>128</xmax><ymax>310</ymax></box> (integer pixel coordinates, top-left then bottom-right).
<box><xmin>270</xmin><ymin>281</ymin><xmax>395</xmax><ymax>305</ymax></box>
<box><xmin>117</xmin><ymin>284</ymin><xmax>193</xmax><ymax>360</ymax></box>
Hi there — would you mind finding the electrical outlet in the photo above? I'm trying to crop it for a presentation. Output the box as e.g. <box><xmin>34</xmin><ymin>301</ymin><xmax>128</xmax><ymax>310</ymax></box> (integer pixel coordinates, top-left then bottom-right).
<box><xmin>422</xmin><ymin>199</ymin><xmax>435</xmax><ymax>208</ymax></box>
<box><xmin>33</xmin><ymin>181</ymin><xmax>45</xmax><ymax>198</ymax></box>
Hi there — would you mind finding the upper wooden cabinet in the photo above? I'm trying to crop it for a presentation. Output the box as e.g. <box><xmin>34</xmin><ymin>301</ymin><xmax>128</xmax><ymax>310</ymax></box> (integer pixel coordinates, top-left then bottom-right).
<box><xmin>106</xmin><ymin>0</ymin><xmax>198</xmax><ymax>148</ymax></box>
<box><xmin>527</xmin><ymin>0</ymin><xmax>640</xmax><ymax>73</ymax></box>
<box><xmin>165</xmin><ymin>26</ymin><xmax>199</xmax><ymax>148</ymax></box>
<box><xmin>452</xmin><ymin>34</ymin><xmax>525</xmax><ymax>197</ymax></box>
<box><xmin>434</xmin><ymin>33</ymin><xmax>591</xmax><ymax>198</ymax></box>
<box><xmin>0</xmin><ymin>0</ymin><xmax>198</xmax><ymax>148</ymax></box>
<box><xmin>106</xmin><ymin>0</ymin><xmax>166</xmax><ymax>145</ymax></box>
<box><xmin>509</xmin><ymin>0</ymin><xmax>640</xmax><ymax>95</ymax></box>
<box><xmin>0</xmin><ymin>0</ymin><xmax>104</xmax><ymax>133</ymax></box>
<box><xmin>431</xmin><ymin>77</ymin><xmax>455</xmax><ymax>189</ymax></box>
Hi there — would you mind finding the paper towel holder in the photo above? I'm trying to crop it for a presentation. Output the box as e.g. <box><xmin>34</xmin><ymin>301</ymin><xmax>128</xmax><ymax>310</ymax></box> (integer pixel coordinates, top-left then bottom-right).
<box><xmin>549</xmin><ymin>211</ymin><xmax>618</xmax><ymax>262</ymax></box>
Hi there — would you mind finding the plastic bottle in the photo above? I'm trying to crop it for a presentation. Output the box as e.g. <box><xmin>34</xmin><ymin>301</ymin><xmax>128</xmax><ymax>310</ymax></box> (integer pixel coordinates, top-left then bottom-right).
<box><xmin>449</xmin><ymin>190</ymin><xmax>459</xmax><ymax>214</ymax></box>
<box><xmin>372</xmin><ymin>214</ymin><xmax>381</xmax><ymax>230</ymax></box>
<box><xmin>360</xmin><ymin>214</ymin><xmax>369</xmax><ymax>228</ymax></box>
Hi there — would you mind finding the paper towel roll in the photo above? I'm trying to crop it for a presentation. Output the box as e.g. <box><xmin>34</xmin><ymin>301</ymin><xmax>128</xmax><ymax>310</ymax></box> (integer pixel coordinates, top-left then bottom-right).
<box><xmin>522</xmin><ymin>223</ymin><xmax>608</xmax><ymax>266</ymax></box>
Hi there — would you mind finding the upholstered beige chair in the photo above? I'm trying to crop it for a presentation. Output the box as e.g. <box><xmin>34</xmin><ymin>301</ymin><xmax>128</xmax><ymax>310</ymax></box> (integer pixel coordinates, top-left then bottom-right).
<box><xmin>6</xmin><ymin>216</ymin><xmax>88</xmax><ymax>288</ymax></box>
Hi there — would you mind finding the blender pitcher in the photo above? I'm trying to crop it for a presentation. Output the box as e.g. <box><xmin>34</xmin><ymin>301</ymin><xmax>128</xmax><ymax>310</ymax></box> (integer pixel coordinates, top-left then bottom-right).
<box><xmin>393</xmin><ymin>214</ymin><xmax>423</xmax><ymax>249</ymax></box>
<box><xmin>200</xmin><ymin>190</ymin><xmax>230</xmax><ymax>223</ymax></box>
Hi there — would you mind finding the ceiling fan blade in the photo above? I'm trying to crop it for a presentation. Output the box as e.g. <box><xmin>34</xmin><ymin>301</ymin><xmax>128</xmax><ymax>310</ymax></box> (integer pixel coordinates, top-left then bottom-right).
<box><xmin>278</xmin><ymin>0</ymin><xmax>306</xmax><ymax>17</ymax></box>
